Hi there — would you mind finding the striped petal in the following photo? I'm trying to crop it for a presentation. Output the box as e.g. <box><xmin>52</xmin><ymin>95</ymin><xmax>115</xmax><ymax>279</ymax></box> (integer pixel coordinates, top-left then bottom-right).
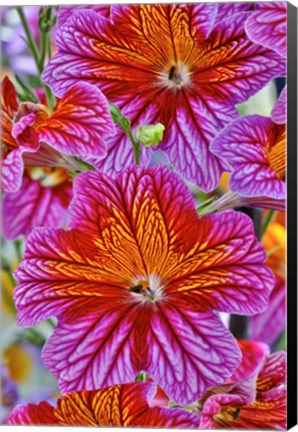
<box><xmin>271</xmin><ymin>86</ymin><xmax>287</xmax><ymax>124</ymax></box>
<box><xmin>245</xmin><ymin>2</ymin><xmax>287</xmax><ymax>58</ymax></box>
<box><xmin>215</xmin><ymin>2</ymin><xmax>254</xmax><ymax>24</ymax></box>
<box><xmin>1</xmin><ymin>76</ymin><xmax>19</xmax><ymax>152</ymax></box>
<box><xmin>57</xmin><ymin>5</ymin><xmax>110</xmax><ymax>28</ymax></box>
<box><xmin>2</xmin><ymin>173</ymin><xmax>72</xmax><ymax>240</ymax></box>
<box><xmin>210</xmin><ymin>115</ymin><xmax>286</xmax><ymax>199</ymax></box>
<box><xmin>38</xmin><ymin>82</ymin><xmax>115</xmax><ymax>159</ymax></box>
<box><xmin>8</xmin><ymin>383</ymin><xmax>200</xmax><ymax>427</ymax></box>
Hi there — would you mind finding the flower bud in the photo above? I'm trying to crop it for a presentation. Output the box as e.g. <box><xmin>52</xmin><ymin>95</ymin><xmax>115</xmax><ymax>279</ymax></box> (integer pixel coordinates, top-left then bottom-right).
<box><xmin>135</xmin><ymin>123</ymin><xmax>165</xmax><ymax>148</ymax></box>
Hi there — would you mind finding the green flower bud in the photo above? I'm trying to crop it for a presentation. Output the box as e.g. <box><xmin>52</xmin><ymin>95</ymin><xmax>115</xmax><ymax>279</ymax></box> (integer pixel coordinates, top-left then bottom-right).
<box><xmin>135</xmin><ymin>123</ymin><xmax>165</xmax><ymax>148</ymax></box>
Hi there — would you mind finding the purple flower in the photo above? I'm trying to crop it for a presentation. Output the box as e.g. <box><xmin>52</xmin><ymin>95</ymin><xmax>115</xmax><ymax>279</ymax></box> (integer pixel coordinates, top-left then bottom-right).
<box><xmin>14</xmin><ymin>166</ymin><xmax>274</xmax><ymax>405</ymax></box>
<box><xmin>42</xmin><ymin>4</ymin><xmax>285</xmax><ymax>191</ymax></box>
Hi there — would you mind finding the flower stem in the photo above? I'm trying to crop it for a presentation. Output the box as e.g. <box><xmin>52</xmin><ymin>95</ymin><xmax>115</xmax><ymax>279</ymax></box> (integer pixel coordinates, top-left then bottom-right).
<box><xmin>16</xmin><ymin>7</ymin><xmax>40</xmax><ymax>71</ymax></box>
<box><xmin>109</xmin><ymin>103</ymin><xmax>141</xmax><ymax>165</ymax></box>
<box><xmin>16</xmin><ymin>6</ymin><xmax>55</xmax><ymax>111</ymax></box>
<box><xmin>261</xmin><ymin>209</ymin><xmax>275</xmax><ymax>238</ymax></box>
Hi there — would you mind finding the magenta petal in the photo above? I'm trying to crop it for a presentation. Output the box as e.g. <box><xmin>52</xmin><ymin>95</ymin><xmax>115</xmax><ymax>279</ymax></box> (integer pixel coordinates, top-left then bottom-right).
<box><xmin>245</xmin><ymin>2</ymin><xmax>287</xmax><ymax>58</ymax></box>
<box><xmin>146</xmin><ymin>304</ymin><xmax>241</xmax><ymax>405</ymax></box>
<box><xmin>42</xmin><ymin>302</ymin><xmax>139</xmax><ymax>394</ymax></box>
<box><xmin>210</xmin><ymin>115</ymin><xmax>286</xmax><ymax>199</ymax></box>
<box><xmin>12</xmin><ymin>113</ymin><xmax>36</xmax><ymax>145</ymax></box>
<box><xmin>215</xmin><ymin>2</ymin><xmax>254</xmax><ymax>24</ymax></box>
<box><xmin>2</xmin><ymin>175</ymin><xmax>72</xmax><ymax>240</ymax></box>
<box><xmin>161</xmin><ymin>95</ymin><xmax>237</xmax><ymax>191</ymax></box>
<box><xmin>249</xmin><ymin>276</ymin><xmax>285</xmax><ymax>344</ymax></box>
<box><xmin>38</xmin><ymin>82</ymin><xmax>115</xmax><ymax>159</ymax></box>
<box><xmin>271</xmin><ymin>86</ymin><xmax>287</xmax><ymax>124</ymax></box>
<box><xmin>2</xmin><ymin>146</ymin><xmax>38</xmax><ymax>193</ymax></box>
<box><xmin>201</xmin><ymin>12</ymin><xmax>286</xmax><ymax>104</ymax></box>
<box><xmin>57</xmin><ymin>5</ymin><xmax>110</xmax><ymax>28</ymax></box>
<box><xmin>230</xmin><ymin>340</ymin><xmax>270</xmax><ymax>382</ymax></box>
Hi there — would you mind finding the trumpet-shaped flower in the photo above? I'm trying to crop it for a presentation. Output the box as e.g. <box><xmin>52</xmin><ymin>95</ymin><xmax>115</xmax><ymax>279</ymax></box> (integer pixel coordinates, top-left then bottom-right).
<box><xmin>42</xmin><ymin>4</ymin><xmax>285</xmax><ymax>191</ymax></box>
<box><xmin>210</xmin><ymin>115</ymin><xmax>286</xmax><ymax>200</ymax></box>
<box><xmin>14</xmin><ymin>166</ymin><xmax>274</xmax><ymax>405</ymax></box>
<box><xmin>8</xmin><ymin>382</ymin><xmax>200</xmax><ymax>427</ymax></box>
<box><xmin>1</xmin><ymin>76</ymin><xmax>114</xmax><ymax>193</ymax></box>
<box><xmin>198</xmin><ymin>342</ymin><xmax>286</xmax><ymax>430</ymax></box>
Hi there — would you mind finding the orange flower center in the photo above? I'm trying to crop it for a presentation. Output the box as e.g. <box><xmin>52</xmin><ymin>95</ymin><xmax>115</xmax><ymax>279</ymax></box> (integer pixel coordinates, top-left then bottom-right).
<box><xmin>129</xmin><ymin>275</ymin><xmax>164</xmax><ymax>302</ymax></box>
<box><xmin>267</xmin><ymin>130</ymin><xmax>286</xmax><ymax>180</ymax></box>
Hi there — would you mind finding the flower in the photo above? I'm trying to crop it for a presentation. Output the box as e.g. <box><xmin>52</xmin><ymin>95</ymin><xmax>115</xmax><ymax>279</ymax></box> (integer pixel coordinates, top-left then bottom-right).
<box><xmin>1</xmin><ymin>76</ymin><xmax>115</xmax><ymax>193</ymax></box>
<box><xmin>245</xmin><ymin>2</ymin><xmax>287</xmax><ymax>124</ymax></box>
<box><xmin>14</xmin><ymin>166</ymin><xmax>274</xmax><ymax>404</ymax></box>
<box><xmin>197</xmin><ymin>341</ymin><xmax>286</xmax><ymax>430</ymax></box>
<box><xmin>8</xmin><ymin>382</ymin><xmax>200</xmax><ymax>427</ymax></box>
<box><xmin>2</xmin><ymin>168</ymin><xmax>72</xmax><ymax>240</ymax></box>
<box><xmin>249</xmin><ymin>221</ymin><xmax>286</xmax><ymax>344</ymax></box>
<box><xmin>210</xmin><ymin>115</ymin><xmax>286</xmax><ymax>200</ymax></box>
<box><xmin>42</xmin><ymin>4</ymin><xmax>285</xmax><ymax>191</ymax></box>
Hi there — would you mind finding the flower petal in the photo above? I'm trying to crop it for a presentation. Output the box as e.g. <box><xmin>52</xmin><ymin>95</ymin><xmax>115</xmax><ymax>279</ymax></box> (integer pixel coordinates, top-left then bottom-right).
<box><xmin>38</xmin><ymin>82</ymin><xmax>115</xmax><ymax>159</ymax></box>
<box><xmin>161</xmin><ymin>94</ymin><xmax>238</xmax><ymax>191</ymax></box>
<box><xmin>215</xmin><ymin>3</ymin><xmax>254</xmax><ymax>24</ymax></box>
<box><xmin>230</xmin><ymin>340</ymin><xmax>270</xmax><ymax>382</ymax></box>
<box><xmin>249</xmin><ymin>276</ymin><xmax>285</xmax><ymax>344</ymax></box>
<box><xmin>256</xmin><ymin>352</ymin><xmax>286</xmax><ymax>392</ymax></box>
<box><xmin>194</xmin><ymin>12</ymin><xmax>285</xmax><ymax>104</ymax></box>
<box><xmin>8</xmin><ymin>383</ymin><xmax>200</xmax><ymax>427</ymax></box>
<box><xmin>167</xmin><ymin>210</ymin><xmax>274</xmax><ymax>316</ymax></box>
<box><xmin>245</xmin><ymin>2</ymin><xmax>287</xmax><ymax>58</ymax></box>
<box><xmin>145</xmin><ymin>303</ymin><xmax>241</xmax><ymax>405</ymax></box>
<box><xmin>68</xmin><ymin>166</ymin><xmax>200</xmax><ymax>278</ymax></box>
<box><xmin>2</xmin><ymin>174</ymin><xmax>72</xmax><ymax>240</ymax></box>
<box><xmin>42</xmin><ymin>302</ymin><xmax>140</xmax><ymax>393</ymax></box>
<box><xmin>210</xmin><ymin>115</ymin><xmax>286</xmax><ymax>199</ymax></box>
<box><xmin>57</xmin><ymin>5</ymin><xmax>110</xmax><ymax>28</ymax></box>
<box><xmin>8</xmin><ymin>401</ymin><xmax>57</xmax><ymax>425</ymax></box>
<box><xmin>1</xmin><ymin>76</ymin><xmax>19</xmax><ymax>151</ymax></box>
<box><xmin>2</xmin><ymin>147</ymin><xmax>34</xmax><ymax>193</ymax></box>
<box><xmin>271</xmin><ymin>86</ymin><xmax>287</xmax><ymax>124</ymax></box>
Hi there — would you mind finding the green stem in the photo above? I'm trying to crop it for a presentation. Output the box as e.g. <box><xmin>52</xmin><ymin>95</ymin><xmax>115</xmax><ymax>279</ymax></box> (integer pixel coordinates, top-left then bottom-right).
<box><xmin>16</xmin><ymin>6</ymin><xmax>55</xmax><ymax>111</ymax></box>
<box><xmin>262</xmin><ymin>209</ymin><xmax>275</xmax><ymax>237</ymax></box>
<box><xmin>17</xmin><ymin>7</ymin><xmax>40</xmax><ymax>72</ymax></box>
<box><xmin>128</xmin><ymin>131</ymin><xmax>140</xmax><ymax>165</ymax></box>
<box><xmin>14</xmin><ymin>239</ymin><xmax>23</xmax><ymax>263</ymax></box>
<box><xmin>39</xmin><ymin>31</ymin><xmax>48</xmax><ymax>71</ymax></box>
